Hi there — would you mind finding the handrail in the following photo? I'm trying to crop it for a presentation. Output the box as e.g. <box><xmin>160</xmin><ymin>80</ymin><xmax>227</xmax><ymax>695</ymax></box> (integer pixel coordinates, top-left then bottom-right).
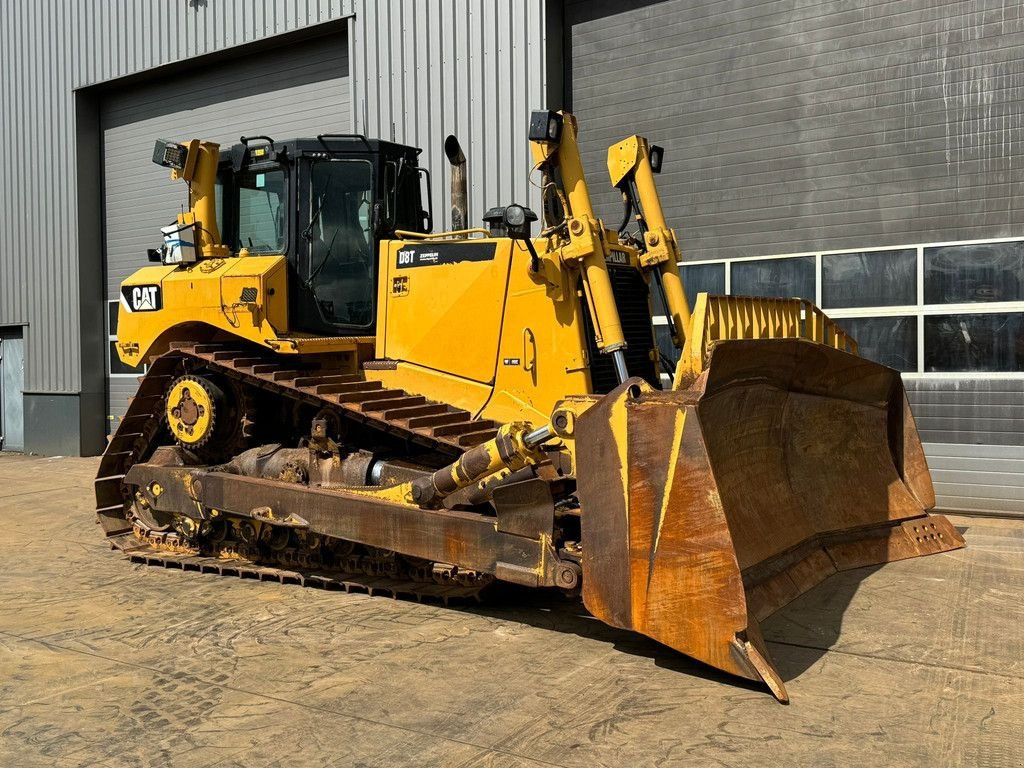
<box><xmin>393</xmin><ymin>228</ymin><xmax>491</xmax><ymax>240</ymax></box>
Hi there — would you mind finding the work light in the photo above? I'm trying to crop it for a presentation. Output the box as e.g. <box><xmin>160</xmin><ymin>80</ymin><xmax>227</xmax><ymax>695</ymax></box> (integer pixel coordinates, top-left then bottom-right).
<box><xmin>529</xmin><ymin>110</ymin><xmax>563</xmax><ymax>143</ymax></box>
<box><xmin>152</xmin><ymin>139</ymin><xmax>188</xmax><ymax>170</ymax></box>
<box><xmin>649</xmin><ymin>144</ymin><xmax>665</xmax><ymax>174</ymax></box>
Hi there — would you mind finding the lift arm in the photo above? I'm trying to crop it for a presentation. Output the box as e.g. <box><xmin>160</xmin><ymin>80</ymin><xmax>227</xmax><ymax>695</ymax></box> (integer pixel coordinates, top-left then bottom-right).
<box><xmin>530</xmin><ymin>111</ymin><xmax>630</xmax><ymax>384</ymax></box>
<box><xmin>607</xmin><ymin>136</ymin><xmax>691</xmax><ymax>348</ymax></box>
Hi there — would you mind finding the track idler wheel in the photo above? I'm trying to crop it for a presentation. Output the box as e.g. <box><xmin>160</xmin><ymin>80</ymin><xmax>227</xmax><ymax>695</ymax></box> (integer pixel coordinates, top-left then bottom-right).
<box><xmin>130</xmin><ymin>490</ymin><xmax>173</xmax><ymax>532</ymax></box>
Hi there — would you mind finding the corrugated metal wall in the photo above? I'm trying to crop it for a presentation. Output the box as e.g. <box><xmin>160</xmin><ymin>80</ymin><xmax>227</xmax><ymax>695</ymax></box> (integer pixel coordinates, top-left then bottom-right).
<box><xmin>907</xmin><ymin>379</ymin><xmax>1024</xmax><ymax>515</ymax></box>
<box><xmin>0</xmin><ymin>0</ymin><xmax>546</xmax><ymax>397</ymax></box>
<box><xmin>355</xmin><ymin>2</ymin><xmax>546</xmax><ymax>232</ymax></box>
<box><xmin>566</xmin><ymin>0</ymin><xmax>1024</xmax><ymax>262</ymax></box>
<box><xmin>564</xmin><ymin>0</ymin><xmax>1024</xmax><ymax>517</ymax></box>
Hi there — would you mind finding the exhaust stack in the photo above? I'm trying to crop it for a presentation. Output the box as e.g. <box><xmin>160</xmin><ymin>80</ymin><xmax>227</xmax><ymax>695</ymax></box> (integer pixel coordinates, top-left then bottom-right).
<box><xmin>444</xmin><ymin>134</ymin><xmax>468</xmax><ymax>231</ymax></box>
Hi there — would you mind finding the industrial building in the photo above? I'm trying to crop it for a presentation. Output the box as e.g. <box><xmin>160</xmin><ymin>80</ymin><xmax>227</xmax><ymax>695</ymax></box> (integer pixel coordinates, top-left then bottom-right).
<box><xmin>1</xmin><ymin>0</ymin><xmax>1021</xmax><ymax>516</ymax></box>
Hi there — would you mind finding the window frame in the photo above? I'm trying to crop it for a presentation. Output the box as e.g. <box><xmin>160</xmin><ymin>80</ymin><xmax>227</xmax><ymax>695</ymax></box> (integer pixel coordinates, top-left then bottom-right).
<box><xmin>662</xmin><ymin>235</ymin><xmax>1024</xmax><ymax>378</ymax></box>
<box><xmin>234</xmin><ymin>165</ymin><xmax>290</xmax><ymax>256</ymax></box>
<box><xmin>299</xmin><ymin>156</ymin><xmax>378</xmax><ymax>332</ymax></box>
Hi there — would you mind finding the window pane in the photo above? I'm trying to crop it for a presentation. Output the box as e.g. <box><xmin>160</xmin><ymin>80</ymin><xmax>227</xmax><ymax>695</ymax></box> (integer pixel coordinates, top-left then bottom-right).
<box><xmin>837</xmin><ymin>316</ymin><xmax>917</xmax><ymax>372</ymax></box>
<box><xmin>306</xmin><ymin>160</ymin><xmax>375</xmax><ymax>327</ymax></box>
<box><xmin>924</xmin><ymin>241</ymin><xmax>1024</xmax><ymax>304</ymax></box>
<box><xmin>731</xmin><ymin>256</ymin><xmax>815</xmax><ymax>300</ymax></box>
<box><xmin>680</xmin><ymin>263</ymin><xmax>726</xmax><ymax>310</ymax></box>
<box><xmin>822</xmin><ymin>249</ymin><xmax>916</xmax><ymax>308</ymax></box>
<box><xmin>653</xmin><ymin>323</ymin><xmax>678</xmax><ymax>371</ymax></box>
<box><xmin>237</xmin><ymin>168</ymin><xmax>287</xmax><ymax>254</ymax></box>
<box><xmin>109</xmin><ymin>341</ymin><xmax>145</xmax><ymax>375</ymax></box>
<box><xmin>924</xmin><ymin>313</ymin><xmax>1024</xmax><ymax>372</ymax></box>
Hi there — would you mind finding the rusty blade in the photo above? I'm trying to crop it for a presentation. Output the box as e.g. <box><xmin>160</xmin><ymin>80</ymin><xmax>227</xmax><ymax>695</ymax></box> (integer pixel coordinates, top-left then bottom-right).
<box><xmin>575</xmin><ymin>340</ymin><xmax>964</xmax><ymax>702</ymax></box>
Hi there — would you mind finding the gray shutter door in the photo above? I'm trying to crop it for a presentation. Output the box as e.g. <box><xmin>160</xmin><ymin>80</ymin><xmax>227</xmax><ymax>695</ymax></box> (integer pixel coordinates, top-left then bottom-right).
<box><xmin>566</xmin><ymin>2</ymin><xmax>1024</xmax><ymax>517</ymax></box>
<box><xmin>102</xmin><ymin>34</ymin><xmax>350</xmax><ymax>422</ymax></box>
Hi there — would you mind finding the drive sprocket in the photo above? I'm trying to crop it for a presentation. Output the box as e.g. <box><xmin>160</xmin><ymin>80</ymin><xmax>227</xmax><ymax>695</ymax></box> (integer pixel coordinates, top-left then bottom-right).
<box><xmin>165</xmin><ymin>373</ymin><xmax>248</xmax><ymax>462</ymax></box>
<box><xmin>166</xmin><ymin>375</ymin><xmax>219</xmax><ymax>448</ymax></box>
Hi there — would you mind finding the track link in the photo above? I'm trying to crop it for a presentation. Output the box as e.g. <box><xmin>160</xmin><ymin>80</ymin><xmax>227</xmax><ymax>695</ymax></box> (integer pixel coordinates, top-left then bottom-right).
<box><xmin>109</xmin><ymin>534</ymin><xmax>488</xmax><ymax>605</ymax></box>
<box><xmin>95</xmin><ymin>343</ymin><xmax>501</xmax><ymax>604</ymax></box>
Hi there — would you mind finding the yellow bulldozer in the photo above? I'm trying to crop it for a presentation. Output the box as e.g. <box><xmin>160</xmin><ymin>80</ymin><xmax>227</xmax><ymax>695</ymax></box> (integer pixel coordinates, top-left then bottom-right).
<box><xmin>96</xmin><ymin>110</ymin><xmax>963</xmax><ymax>702</ymax></box>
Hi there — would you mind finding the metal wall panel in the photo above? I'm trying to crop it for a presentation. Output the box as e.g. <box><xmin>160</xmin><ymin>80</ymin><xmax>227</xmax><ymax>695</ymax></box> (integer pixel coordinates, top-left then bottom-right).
<box><xmin>0</xmin><ymin>0</ymin><xmax>547</xmax><ymax>401</ymax></box>
<box><xmin>906</xmin><ymin>379</ymin><xmax>1024</xmax><ymax>516</ymax></box>
<box><xmin>566</xmin><ymin>0</ymin><xmax>1024</xmax><ymax>262</ymax></box>
<box><xmin>352</xmin><ymin>0</ymin><xmax>546</xmax><ymax>235</ymax></box>
<box><xmin>921</xmin><ymin>442</ymin><xmax>1024</xmax><ymax>516</ymax></box>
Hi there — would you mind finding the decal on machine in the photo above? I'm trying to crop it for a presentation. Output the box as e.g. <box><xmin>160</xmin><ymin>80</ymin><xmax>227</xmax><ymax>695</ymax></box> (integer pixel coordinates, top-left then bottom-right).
<box><xmin>120</xmin><ymin>284</ymin><xmax>163</xmax><ymax>312</ymax></box>
<box><xmin>396</xmin><ymin>242</ymin><xmax>497</xmax><ymax>269</ymax></box>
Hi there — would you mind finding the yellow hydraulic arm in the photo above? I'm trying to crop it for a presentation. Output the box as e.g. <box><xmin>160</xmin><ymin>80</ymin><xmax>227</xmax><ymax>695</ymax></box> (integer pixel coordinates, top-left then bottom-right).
<box><xmin>161</xmin><ymin>138</ymin><xmax>230</xmax><ymax>258</ymax></box>
<box><xmin>607</xmin><ymin>136</ymin><xmax>691</xmax><ymax>348</ymax></box>
<box><xmin>529</xmin><ymin>111</ymin><xmax>631</xmax><ymax>383</ymax></box>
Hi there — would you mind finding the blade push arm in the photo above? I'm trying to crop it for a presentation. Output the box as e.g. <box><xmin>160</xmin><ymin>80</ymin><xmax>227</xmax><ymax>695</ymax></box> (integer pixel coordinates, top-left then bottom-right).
<box><xmin>607</xmin><ymin>136</ymin><xmax>690</xmax><ymax>348</ymax></box>
<box><xmin>530</xmin><ymin>111</ymin><xmax>630</xmax><ymax>384</ymax></box>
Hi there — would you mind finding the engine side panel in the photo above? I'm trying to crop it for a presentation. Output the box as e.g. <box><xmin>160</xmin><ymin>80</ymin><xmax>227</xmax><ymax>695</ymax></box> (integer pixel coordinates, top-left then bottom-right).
<box><xmin>375</xmin><ymin>238</ymin><xmax>593</xmax><ymax>424</ymax></box>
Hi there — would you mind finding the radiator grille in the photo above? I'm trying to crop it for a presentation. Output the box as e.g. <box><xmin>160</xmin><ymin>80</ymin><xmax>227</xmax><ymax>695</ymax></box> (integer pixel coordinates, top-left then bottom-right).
<box><xmin>584</xmin><ymin>267</ymin><xmax>660</xmax><ymax>394</ymax></box>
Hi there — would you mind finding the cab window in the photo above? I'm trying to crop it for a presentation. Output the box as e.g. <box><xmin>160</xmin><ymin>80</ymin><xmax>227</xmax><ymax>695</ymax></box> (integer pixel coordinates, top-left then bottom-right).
<box><xmin>303</xmin><ymin>160</ymin><xmax>374</xmax><ymax>327</ymax></box>
<box><xmin>236</xmin><ymin>168</ymin><xmax>287</xmax><ymax>254</ymax></box>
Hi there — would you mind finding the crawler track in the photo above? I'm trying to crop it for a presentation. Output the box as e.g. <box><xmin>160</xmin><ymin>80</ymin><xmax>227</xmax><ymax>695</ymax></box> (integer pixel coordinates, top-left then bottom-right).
<box><xmin>95</xmin><ymin>342</ymin><xmax>501</xmax><ymax>603</ymax></box>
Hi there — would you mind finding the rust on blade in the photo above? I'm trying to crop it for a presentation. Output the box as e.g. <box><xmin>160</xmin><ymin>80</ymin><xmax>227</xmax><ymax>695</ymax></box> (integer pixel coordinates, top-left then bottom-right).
<box><xmin>575</xmin><ymin>339</ymin><xmax>964</xmax><ymax>701</ymax></box>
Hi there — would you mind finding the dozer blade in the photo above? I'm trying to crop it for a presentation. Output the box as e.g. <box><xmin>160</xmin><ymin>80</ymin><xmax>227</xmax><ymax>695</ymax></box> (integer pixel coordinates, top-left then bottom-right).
<box><xmin>575</xmin><ymin>338</ymin><xmax>964</xmax><ymax>702</ymax></box>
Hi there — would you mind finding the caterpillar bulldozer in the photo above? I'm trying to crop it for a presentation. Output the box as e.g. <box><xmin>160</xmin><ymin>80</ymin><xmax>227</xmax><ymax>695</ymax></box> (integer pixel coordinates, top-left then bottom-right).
<box><xmin>97</xmin><ymin>110</ymin><xmax>964</xmax><ymax>702</ymax></box>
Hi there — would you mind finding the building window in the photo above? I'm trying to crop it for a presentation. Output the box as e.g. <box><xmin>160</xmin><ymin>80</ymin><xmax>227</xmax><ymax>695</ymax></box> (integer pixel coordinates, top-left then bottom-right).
<box><xmin>730</xmin><ymin>256</ymin><xmax>814</xmax><ymax>301</ymax></box>
<box><xmin>924</xmin><ymin>242</ymin><xmax>1024</xmax><ymax>304</ymax></box>
<box><xmin>924</xmin><ymin>313</ymin><xmax>1024</xmax><ymax>372</ymax></box>
<box><xmin>653</xmin><ymin>323</ymin><xmax>676</xmax><ymax>370</ymax></box>
<box><xmin>837</xmin><ymin>316</ymin><xmax>917</xmax><ymax>372</ymax></box>
<box><xmin>822</xmin><ymin>249</ymin><xmax>916</xmax><ymax>308</ymax></box>
<box><xmin>107</xmin><ymin>299</ymin><xmax>146</xmax><ymax>376</ymax></box>
<box><xmin>680</xmin><ymin>263</ymin><xmax>725</xmax><ymax>309</ymax></box>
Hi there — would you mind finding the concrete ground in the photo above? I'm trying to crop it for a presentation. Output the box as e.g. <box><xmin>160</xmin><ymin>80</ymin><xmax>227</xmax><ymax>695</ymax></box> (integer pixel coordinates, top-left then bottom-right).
<box><xmin>0</xmin><ymin>453</ymin><xmax>1021</xmax><ymax>768</ymax></box>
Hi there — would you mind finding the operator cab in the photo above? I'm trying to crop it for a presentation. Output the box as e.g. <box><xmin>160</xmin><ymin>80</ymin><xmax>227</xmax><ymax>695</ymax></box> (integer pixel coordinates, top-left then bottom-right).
<box><xmin>216</xmin><ymin>135</ymin><xmax>431</xmax><ymax>336</ymax></box>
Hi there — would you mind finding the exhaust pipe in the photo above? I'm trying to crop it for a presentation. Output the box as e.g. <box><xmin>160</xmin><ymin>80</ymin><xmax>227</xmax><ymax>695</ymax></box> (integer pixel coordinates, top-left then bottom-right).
<box><xmin>444</xmin><ymin>134</ymin><xmax>468</xmax><ymax>231</ymax></box>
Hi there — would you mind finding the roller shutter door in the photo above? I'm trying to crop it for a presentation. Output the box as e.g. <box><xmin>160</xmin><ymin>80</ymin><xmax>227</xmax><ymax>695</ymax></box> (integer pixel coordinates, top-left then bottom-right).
<box><xmin>566</xmin><ymin>1</ymin><xmax>1024</xmax><ymax>517</ymax></box>
<box><xmin>102</xmin><ymin>34</ymin><xmax>350</xmax><ymax>422</ymax></box>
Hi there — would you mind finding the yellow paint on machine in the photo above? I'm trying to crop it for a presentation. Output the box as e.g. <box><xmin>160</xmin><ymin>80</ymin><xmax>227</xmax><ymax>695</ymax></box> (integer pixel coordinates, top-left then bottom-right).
<box><xmin>373</xmin><ymin>238</ymin><xmax>594</xmax><ymax>425</ymax></box>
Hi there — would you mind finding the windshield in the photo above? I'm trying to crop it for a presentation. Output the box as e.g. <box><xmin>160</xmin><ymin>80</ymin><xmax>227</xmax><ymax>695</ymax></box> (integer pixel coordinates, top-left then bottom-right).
<box><xmin>303</xmin><ymin>159</ymin><xmax>374</xmax><ymax>327</ymax></box>
<box><xmin>236</xmin><ymin>168</ymin><xmax>287</xmax><ymax>254</ymax></box>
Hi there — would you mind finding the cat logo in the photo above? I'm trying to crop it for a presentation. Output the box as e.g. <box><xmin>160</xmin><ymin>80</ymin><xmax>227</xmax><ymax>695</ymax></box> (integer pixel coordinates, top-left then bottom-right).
<box><xmin>120</xmin><ymin>284</ymin><xmax>163</xmax><ymax>312</ymax></box>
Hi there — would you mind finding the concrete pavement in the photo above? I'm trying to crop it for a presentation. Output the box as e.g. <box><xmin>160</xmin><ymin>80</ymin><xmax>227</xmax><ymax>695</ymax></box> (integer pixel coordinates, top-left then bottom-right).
<box><xmin>0</xmin><ymin>453</ymin><xmax>1021</xmax><ymax>767</ymax></box>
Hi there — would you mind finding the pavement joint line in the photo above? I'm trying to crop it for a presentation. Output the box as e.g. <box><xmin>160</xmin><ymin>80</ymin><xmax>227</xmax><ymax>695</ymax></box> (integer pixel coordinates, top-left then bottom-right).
<box><xmin>766</xmin><ymin>638</ymin><xmax>1024</xmax><ymax>682</ymax></box>
<box><xmin>0</xmin><ymin>628</ymin><xmax>571</xmax><ymax>768</ymax></box>
<box><xmin>12</xmin><ymin>673</ymin><xmax>129</xmax><ymax>707</ymax></box>
<box><xmin>0</xmin><ymin>485</ymin><xmax>83</xmax><ymax>501</ymax></box>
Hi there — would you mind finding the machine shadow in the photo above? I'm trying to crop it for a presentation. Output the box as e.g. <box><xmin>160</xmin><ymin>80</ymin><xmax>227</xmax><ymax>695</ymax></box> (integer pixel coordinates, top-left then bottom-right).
<box><xmin>463</xmin><ymin>562</ymin><xmax>889</xmax><ymax>690</ymax></box>
<box><xmin>463</xmin><ymin>584</ymin><xmax>765</xmax><ymax>693</ymax></box>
